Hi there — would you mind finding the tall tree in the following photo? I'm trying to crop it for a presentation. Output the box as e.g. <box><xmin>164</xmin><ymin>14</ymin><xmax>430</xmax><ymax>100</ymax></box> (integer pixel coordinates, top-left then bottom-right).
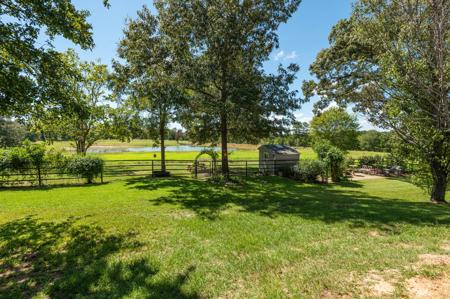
<box><xmin>304</xmin><ymin>0</ymin><xmax>450</xmax><ymax>203</ymax></box>
<box><xmin>0</xmin><ymin>0</ymin><xmax>109</xmax><ymax>117</ymax></box>
<box><xmin>358</xmin><ymin>130</ymin><xmax>391</xmax><ymax>152</ymax></box>
<box><xmin>0</xmin><ymin>118</ymin><xmax>26</xmax><ymax>147</ymax></box>
<box><xmin>33</xmin><ymin>50</ymin><xmax>111</xmax><ymax>155</ymax></box>
<box><xmin>310</xmin><ymin>108</ymin><xmax>360</xmax><ymax>151</ymax></box>
<box><xmin>155</xmin><ymin>0</ymin><xmax>302</xmax><ymax>177</ymax></box>
<box><xmin>113</xmin><ymin>7</ymin><xmax>185</xmax><ymax>175</ymax></box>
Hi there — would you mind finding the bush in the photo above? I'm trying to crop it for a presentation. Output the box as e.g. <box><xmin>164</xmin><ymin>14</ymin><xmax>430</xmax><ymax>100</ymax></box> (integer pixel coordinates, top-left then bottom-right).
<box><xmin>66</xmin><ymin>156</ymin><xmax>104</xmax><ymax>184</ymax></box>
<box><xmin>295</xmin><ymin>159</ymin><xmax>327</xmax><ymax>183</ymax></box>
<box><xmin>313</xmin><ymin>141</ymin><xmax>346</xmax><ymax>182</ymax></box>
<box><xmin>358</xmin><ymin>155</ymin><xmax>384</xmax><ymax>168</ymax></box>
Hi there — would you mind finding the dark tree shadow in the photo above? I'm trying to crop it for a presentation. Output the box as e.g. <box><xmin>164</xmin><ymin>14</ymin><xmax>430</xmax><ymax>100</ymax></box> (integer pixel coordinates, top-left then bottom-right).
<box><xmin>0</xmin><ymin>216</ymin><xmax>199</xmax><ymax>299</ymax></box>
<box><xmin>125</xmin><ymin>177</ymin><xmax>450</xmax><ymax>231</ymax></box>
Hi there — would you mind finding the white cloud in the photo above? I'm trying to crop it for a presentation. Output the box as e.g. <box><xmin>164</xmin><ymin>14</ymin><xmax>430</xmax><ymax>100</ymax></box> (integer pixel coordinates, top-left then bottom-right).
<box><xmin>294</xmin><ymin>111</ymin><xmax>313</xmax><ymax>123</ymax></box>
<box><xmin>285</xmin><ymin>51</ymin><xmax>298</xmax><ymax>60</ymax></box>
<box><xmin>274</xmin><ymin>50</ymin><xmax>298</xmax><ymax>61</ymax></box>
<box><xmin>274</xmin><ymin>50</ymin><xmax>285</xmax><ymax>61</ymax></box>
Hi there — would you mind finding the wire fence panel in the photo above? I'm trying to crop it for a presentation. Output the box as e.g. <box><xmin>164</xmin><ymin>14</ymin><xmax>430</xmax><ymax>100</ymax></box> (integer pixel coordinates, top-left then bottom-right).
<box><xmin>0</xmin><ymin>159</ymin><xmax>302</xmax><ymax>188</ymax></box>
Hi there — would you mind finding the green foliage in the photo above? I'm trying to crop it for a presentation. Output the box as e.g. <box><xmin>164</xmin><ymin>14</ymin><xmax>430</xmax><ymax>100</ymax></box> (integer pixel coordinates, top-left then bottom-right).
<box><xmin>0</xmin><ymin>0</ymin><xmax>109</xmax><ymax>117</ymax></box>
<box><xmin>113</xmin><ymin>7</ymin><xmax>187</xmax><ymax>172</ymax></box>
<box><xmin>310</xmin><ymin>108</ymin><xmax>359</xmax><ymax>150</ymax></box>
<box><xmin>32</xmin><ymin>50</ymin><xmax>112</xmax><ymax>154</ymax></box>
<box><xmin>154</xmin><ymin>0</ymin><xmax>302</xmax><ymax>175</ymax></box>
<box><xmin>66</xmin><ymin>156</ymin><xmax>104</xmax><ymax>184</ymax></box>
<box><xmin>294</xmin><ymin>159</ymin><xmax>327</xmax><ymax>183</ymax></box>
<box><xmin>313</xmin><ymin>140</ymin><xmax>346</xmax><ymax>182</ymax></box>
<box><xmin>0</xmin><ymin>118</ymin><xmax>26</xmax><ymax>147</ymax></box>
<box><xmin>358</xmin><ymin>130</ymin><xmax>391</xmax><ymax>152</ymax></box>
<box><xmin>358</xmin><ymin>155</ymin><xmax>385</xmax><ymax>168</ymax></box>
<box><xmin>0</xmin><ymin>141</ymin><xmax>54</xmax><ymax>185</ymax></box>
<box><xmin>304</xmin><ymin>0</ymin><xmax>450</xmax><ymax>202</ymax></box>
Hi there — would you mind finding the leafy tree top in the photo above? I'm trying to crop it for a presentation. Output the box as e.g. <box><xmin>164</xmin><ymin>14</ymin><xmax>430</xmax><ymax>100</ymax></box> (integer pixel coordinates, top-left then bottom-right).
<box><xmin>0</xmin><ymin>0</ymin><xmax>109</xmax><ymax>116</ymax></box>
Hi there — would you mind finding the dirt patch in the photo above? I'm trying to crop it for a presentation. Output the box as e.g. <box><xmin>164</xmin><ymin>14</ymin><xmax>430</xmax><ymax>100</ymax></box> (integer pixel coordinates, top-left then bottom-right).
<box><xmin>170</xmin><ymin>210</ymin><xmax>196</xmax><ymax>219</ymax></box>
<box><xmin>441</xmin><ymin>242</ymin><xmax>450</xmax><ymax>251</ymax></box>
<box><xmin>319</xmin><ymin>290</ymin><xmax>352</xmax><ymax>299</ymax></box>
<box><xmin>369</xmin><ymin>230</ymin><xmax>382</xmax><ymax>237</ymax></box>
<box><xmin>351</xmin><ymin>173</ymin><xmax>385</xmax><ymax>181</ymax></box>
<box><xmin>406</xmin><ymin>274</ymin><xmax>450</xmax><ymax>299</ymax></box>
<box><xmin>418</xmin><ymin>254</ymin><xmax>450</xmax><ymax>266</ymax></box>
<box><xmin>360</xmin><ymin>270</ymin><xmax>400</xmax><ymax>297</ymax></box>
<box><xmin>396</xmin><ymin>243</ymin><xmax>423</xmax><ymax>250</ymax></box>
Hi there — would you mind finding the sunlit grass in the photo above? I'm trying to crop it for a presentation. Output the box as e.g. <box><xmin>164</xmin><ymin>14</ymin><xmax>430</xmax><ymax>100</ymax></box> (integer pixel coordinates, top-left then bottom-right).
<box><xmin>0</xmin><ymin>177</ymin><xmax>448</xmax><ymax>298</ymax></box>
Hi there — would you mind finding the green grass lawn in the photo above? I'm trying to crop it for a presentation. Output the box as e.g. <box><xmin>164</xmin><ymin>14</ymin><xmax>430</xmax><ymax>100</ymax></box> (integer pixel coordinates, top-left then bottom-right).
<box><xmin>0</xmin><ymin>176</ymin><xmax>449</xmax><ymax>298</ymax></box>
<box><xmin>47</xmin><ymin>139</ymin><xmax>385</xmax><ymax>161</ymax></box>
<box><xmin>97</xmin><ymin>147</ymin><xmax>383</xmax><ymax>161</ymax></box>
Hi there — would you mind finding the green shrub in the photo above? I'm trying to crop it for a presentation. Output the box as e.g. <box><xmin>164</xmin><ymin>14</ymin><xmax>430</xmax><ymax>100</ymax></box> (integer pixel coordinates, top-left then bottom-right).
<box><xmin>358</xmin><ymin>155</ymin><xmax>384</xmax><ymax>168</ymax></box>
<box><xmin>313</xmin><ymin>141</ymin><xmax>346</xmax><ymax>182</ymax></box>
<box><xmin>66</xmin><ymin>156</ymin><xmax>104</xmax><ymax>184</ymax></box>
<box><xmin>296</xmin><ymin>159</ymin><xmax>327</xmax><ymax>183</ymax></box>
<box><xmin>7</xmin><ymin>146</ymin><xmax>31</xmax><ymax>171</ymax></box>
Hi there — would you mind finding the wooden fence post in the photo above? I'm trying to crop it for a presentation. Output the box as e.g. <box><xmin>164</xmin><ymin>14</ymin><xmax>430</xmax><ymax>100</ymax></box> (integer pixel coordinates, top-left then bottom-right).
<box><xmin>101</xmin><ymin>168</ymin><xmax>104</xmax><ymax>184</ymax></box>
<box><xmin>152</xmin><ymin>160</ymin><xmax>154</xmax><ymax>175</ymax></box>
<box><xmin>37</xmin><ymin>166</ymin><xmax>42</xmax><ymax>187</ymax></box>
<box><xmin>245</xmin><ymin>161</ymin><xmax>248</xmax><ymax>177</ymax></box>
<box><xmin>194</xmin><ymin>161</ymin><xmax>198</xmax><ymax>179</ymax></box>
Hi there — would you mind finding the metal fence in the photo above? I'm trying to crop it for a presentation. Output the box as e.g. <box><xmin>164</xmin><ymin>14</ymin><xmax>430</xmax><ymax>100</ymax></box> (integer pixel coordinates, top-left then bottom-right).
<box><xmin>0</xmin><ymin>159</ymin><xmax>270</xmax><ymax>187</ymax></box>
<box><xmin>103</xmin><ymin>160</ymin><xmax>262</xmax><ymax>179</ymax></box>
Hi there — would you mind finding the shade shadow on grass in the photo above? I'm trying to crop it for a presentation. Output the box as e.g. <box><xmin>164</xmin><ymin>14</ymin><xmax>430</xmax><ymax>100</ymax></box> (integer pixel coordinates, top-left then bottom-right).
<box><xmin>0</xmin><ymin>216</ymin><xmax>199</xmax><ymax>299</ymax></box>
<box><xmin>125</xmin><ymin>177</ymin><xmax>450</xmax><ymax>230</ymax></box>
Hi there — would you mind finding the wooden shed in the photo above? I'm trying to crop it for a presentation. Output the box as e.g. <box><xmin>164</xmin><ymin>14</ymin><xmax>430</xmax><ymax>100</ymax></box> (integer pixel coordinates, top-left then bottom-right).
<box><xmin>258</xmin><ymin>144</ymin><xmax>300</xmax><ymax>175</ymax></box>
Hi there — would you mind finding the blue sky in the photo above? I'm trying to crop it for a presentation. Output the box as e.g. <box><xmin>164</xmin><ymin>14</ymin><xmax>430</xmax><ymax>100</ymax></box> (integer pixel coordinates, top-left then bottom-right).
<box><xmin>52</xmin><ymin>0</ymin><xmax>375</xmax><ymax>130</ymax></box>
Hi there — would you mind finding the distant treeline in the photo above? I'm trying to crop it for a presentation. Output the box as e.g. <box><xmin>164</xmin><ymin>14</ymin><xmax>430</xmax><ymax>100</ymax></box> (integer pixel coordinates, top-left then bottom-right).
<box><xmin>266</xmin><ymin>129</ymin><xmax>391</xmax><ymax>152</ymax></box>
<box><xmin>2</xmin><ymin>118</ymin><xmax>390</xmax><ymax>152</ymax></box>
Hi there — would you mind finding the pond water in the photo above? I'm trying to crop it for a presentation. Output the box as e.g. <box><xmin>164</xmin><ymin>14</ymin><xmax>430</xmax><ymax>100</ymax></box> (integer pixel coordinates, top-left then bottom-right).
<box><xmin>87</xmin><ymin>145</ymin><xmax>230</xmax><ymax>153</ymax></box>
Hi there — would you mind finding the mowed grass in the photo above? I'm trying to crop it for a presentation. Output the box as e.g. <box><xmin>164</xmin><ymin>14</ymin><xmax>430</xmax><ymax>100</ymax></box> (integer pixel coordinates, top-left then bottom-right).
<box><xmin>98</xmin><ymin>147</ymin><xmax>383</xmax><ymax>161</ymax></box>
<box><xmin>0</xmin><ymin>176</ymin><xmax>449</xmax><ymax>298</ymax></box>
<box><xmin>47</xmin><ymin>139</ymin><xmax>385</xmax><ymax>161</ymax></box>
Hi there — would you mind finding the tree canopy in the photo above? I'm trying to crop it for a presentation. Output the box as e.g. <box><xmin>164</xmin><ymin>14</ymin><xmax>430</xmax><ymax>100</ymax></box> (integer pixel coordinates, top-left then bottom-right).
<box><xmin>310</xmin><ymin>108</ymin><xmax>360</xmax><ymax>151</ymax></box>
<box><xmin>154</xmin><ymin>0</ymin><xmax>302</xmax><ymax>176</ymax></box>
<box><xmin>33</xmin><ymin>50</ymin><xmax>111</xmax><ymax>154</ymax></box>
<box><xmin>304</xmin><ymin>0</ymin><xmax>450</xmax><ymax>203</ymax></box>
<box><xmin>0</xmin><ymin>0</ymin><xmax>109</xmax><ymax>117</ymax></box>
<box><xmin>113</xmin><ymin>6</ymin><xmax>186</xmax><ymax>174</ymax></box>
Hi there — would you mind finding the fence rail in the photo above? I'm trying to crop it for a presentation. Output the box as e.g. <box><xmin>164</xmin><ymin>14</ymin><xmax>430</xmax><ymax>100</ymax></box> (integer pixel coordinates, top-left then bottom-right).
<box><xmin>0</xmin><ymin>159</ymin><xmax>289</xmax><ymax>187</ymax></box>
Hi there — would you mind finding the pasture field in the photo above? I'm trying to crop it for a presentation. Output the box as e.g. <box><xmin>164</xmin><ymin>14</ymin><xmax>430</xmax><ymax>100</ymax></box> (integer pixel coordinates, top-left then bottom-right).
<box><xmin>48</xmin><ymin>139</ymin><xmax>386</xmax><ymax>161</ymax></box>
<box><xmin>96</xmin><ymin>148</ymin><xmax>385</xmax><ymax>161</ymax></box>
<box><xmin>0</xmin><ymin>176</ymin><xmax>449</xmax><ymax>298</ymax></box>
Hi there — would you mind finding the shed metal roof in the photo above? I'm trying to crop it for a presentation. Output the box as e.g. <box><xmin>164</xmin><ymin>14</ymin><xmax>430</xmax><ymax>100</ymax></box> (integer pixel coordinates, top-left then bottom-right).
<box><xmin>258</xmin><ymin>144</ymin><xmax>299</xmax><ymax>155</ymax></box>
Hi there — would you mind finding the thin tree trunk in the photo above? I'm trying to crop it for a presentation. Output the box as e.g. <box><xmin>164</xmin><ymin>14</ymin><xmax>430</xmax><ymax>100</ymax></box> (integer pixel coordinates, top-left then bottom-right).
<box><xmin>220</xmin><ymin>111</ymin><xmax>229</xmax><ymax>178</ymax></box>
<box><xmin>430</xmin><ymin>160</ymin><xmax>448</xmax><ymax>203</ymax></box>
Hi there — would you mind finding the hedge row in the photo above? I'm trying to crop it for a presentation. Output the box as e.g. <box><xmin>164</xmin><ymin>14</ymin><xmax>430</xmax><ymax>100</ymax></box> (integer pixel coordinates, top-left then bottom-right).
<box><xmin>0</xmin><ymin>142</ymin><xmax>104</xmax><ymax>186</ymax></box>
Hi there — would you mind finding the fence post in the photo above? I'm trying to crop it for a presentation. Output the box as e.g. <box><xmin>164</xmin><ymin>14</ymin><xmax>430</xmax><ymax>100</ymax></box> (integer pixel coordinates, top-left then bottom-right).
<box><xmin>101</xmin><ymin>168</ymin><xmax>104</xmax><ymax>184</ymax></box>
<box><xmin>152</xmin><ymin>160</ymin><xmax>154</xmax><ymax>175</ymax></box>
<box><xmin>194</xmin><ymin>161</ymin><xmax>198</xmax><ymax>179</ymax></box>
<box><xmin>37</xmin><ymin>166</ymin><xmax>42</xmax><ymax>187</ymax></box>
<box><xmin>245</xmin><ymin>161</ymin><xmax>248</xmax><ymax>177</ymax></box>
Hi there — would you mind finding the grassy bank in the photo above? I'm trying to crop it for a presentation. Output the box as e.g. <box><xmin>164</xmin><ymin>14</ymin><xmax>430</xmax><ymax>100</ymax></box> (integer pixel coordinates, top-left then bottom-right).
<box><xmin>0</xmin><ymin>177</ymin><xmax>448</xmax><ymax>298</ymax></box>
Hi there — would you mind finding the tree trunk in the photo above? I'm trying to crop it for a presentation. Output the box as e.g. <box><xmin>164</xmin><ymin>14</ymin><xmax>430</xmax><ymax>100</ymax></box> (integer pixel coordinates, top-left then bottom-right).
<box><xmin>430</xmin><ymin>160</ymin><xmax>448</xmax><ymax>203</ymax></box>
<box><xmin>76</xmin><ymin>139</ymin><xmax>87</xmax><ymax>155</ymax></box>
<box><xmin>160</xmin><ymin>111</ymin><xmax>166</xmax><ymax>174</ymax></box>
<box><xmin>220</xmin><ymin>111</ymin><xmax>229</xmax><ymax>178</ymax></box>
